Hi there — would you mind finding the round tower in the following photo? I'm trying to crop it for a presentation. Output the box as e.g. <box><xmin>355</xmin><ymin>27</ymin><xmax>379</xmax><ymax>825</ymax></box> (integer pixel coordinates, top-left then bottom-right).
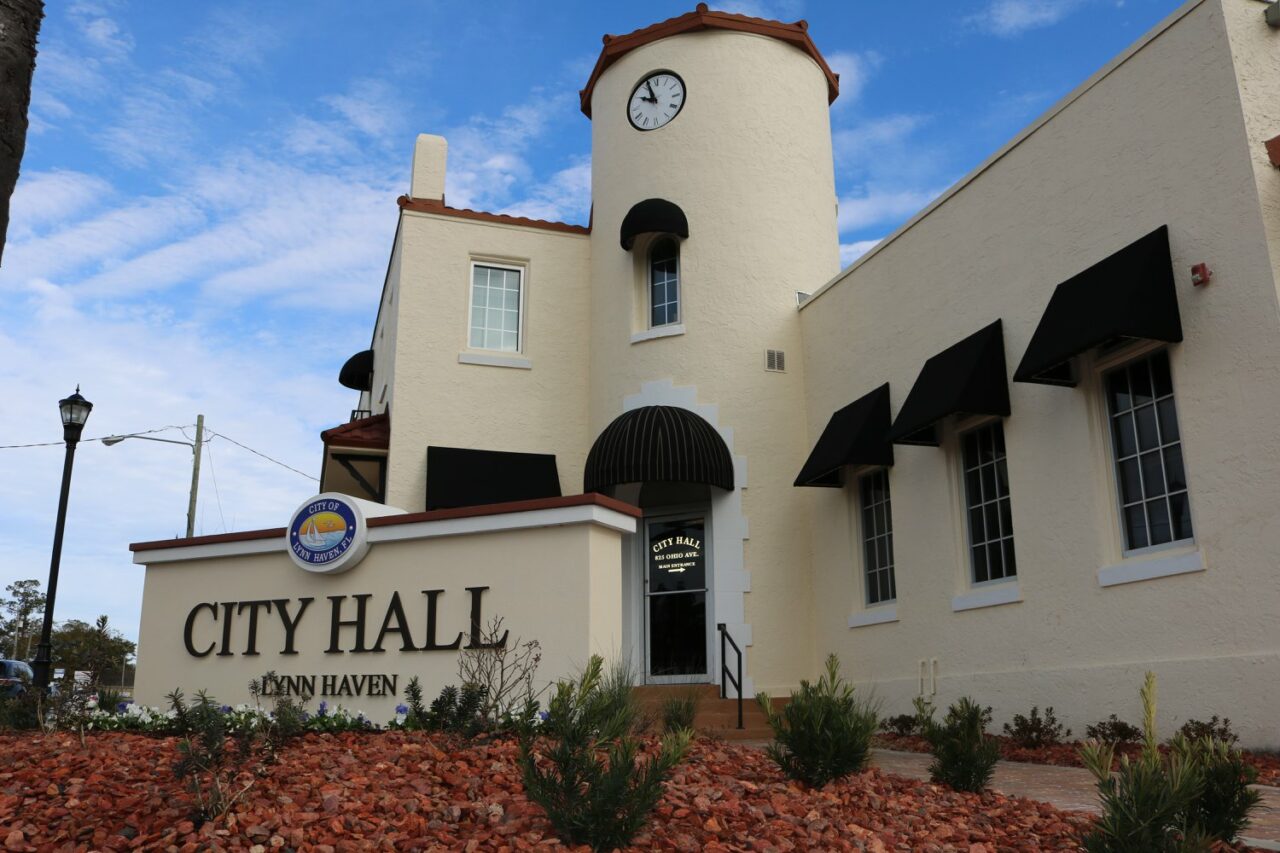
<box><xmin>581</xmin><ymin>6</ymin><xmax>842</xmax><ymax>695</ymax></box>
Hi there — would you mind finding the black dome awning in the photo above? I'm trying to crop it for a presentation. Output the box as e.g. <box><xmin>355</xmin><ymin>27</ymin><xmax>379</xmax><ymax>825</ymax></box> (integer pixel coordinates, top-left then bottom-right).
<box><xmin>585</xmin><ymin>405</ymin><xmax>734</xmax><ymax>493</ymax></box>
<box><xmin>890</xmin><ymin>320</ymin><xmax>1010</xmax><ymax>447</ymax></box>
<box><xmin>619</xmin><ymin>198</ymin><xmax>689</xmax><ymax>250</ymax></box>
<box><xmin>795</xmin><ymin>384</ymin><xmax>894</xmax><ymax>487</ymax></box>
<box><xmin>338</xmin><ymin>349</ymin><xmax>374</xmax><ymax>391</ymax></box>
<box><xmin>1014</xmin><ymin>225</ymin><xmax>1181</xmax><ymax>386</ymax></box>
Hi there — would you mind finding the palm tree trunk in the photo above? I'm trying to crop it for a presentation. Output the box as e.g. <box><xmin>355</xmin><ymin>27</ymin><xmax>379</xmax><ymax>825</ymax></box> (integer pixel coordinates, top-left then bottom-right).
<box><xmin>0</xmin><ymin>0</ymin><xmax>45</xmax><ymax>266</ymax></box>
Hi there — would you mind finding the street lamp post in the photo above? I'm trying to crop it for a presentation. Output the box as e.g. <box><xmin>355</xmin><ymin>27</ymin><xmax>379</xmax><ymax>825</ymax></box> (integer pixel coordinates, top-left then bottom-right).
<box><xmin>103</xmin><ymin>414</ymin><xmax>204</xmax><ymax>539</ymax></box>
<box><xmin>32</xmin><ymin>387</ymin><xmax>93</xmax><ymax>689</ymax></box>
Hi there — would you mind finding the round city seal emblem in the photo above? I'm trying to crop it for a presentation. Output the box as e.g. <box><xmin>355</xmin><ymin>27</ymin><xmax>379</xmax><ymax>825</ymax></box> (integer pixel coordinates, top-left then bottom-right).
<box><xmin>286</xmin><ymin>493</ymin><xmax>371</xmax><ymax>574</ymax></box>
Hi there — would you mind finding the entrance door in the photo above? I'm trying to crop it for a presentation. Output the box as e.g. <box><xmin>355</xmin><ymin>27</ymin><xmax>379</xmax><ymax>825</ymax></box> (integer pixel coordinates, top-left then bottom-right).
<box><xmin>644</xmin><ymin>515</ymin><xmax>710</xmax><ymax>682</ymax></box>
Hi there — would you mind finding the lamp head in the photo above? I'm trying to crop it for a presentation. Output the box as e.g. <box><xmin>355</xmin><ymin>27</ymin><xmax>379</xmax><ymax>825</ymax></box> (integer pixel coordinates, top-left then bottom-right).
<box><xmin>58</xmin><ymin>386</ymin><xmax>92</xmax><ymax>441</ymax></box>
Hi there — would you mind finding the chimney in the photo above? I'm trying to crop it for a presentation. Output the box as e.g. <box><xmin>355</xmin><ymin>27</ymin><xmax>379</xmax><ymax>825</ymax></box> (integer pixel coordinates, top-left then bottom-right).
<box><xmin>410</xmin><ymin>134</ymin><xmax>448</xmax><ymax>201</ymax></box>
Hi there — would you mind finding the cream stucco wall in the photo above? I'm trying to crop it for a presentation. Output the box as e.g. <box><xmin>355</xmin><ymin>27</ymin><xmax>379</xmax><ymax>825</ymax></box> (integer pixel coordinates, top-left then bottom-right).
<box><xmin>134</xmin><ymin>508</ymin><xmax>629</xmax><ymax>721</ymax></box>
<box><xmin>798</xmin><ymin>0</ymin><xmax>1280</xmax><ymax>746</ymax></box>
<box><xmin>383</xmin><ymin>213</ymin><xmax>591</xmax><ymax>511</ymax></box>
<box><xmin>585</xmin><ymin>30</ymin><xmax>841</xmax><ymax>695</ymax></box>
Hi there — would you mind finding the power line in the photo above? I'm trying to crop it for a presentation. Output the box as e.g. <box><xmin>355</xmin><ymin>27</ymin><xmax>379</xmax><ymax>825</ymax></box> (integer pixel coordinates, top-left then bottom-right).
<box><xmin>0</xmin><ymin>424</ymin><xmax>193</xmax><ymax>450</ymax></box>
<box><xmin>205</xmin><ymin>430</ymin><xmax>319</xmax><ymax>482</ymax></box>
<box><xmin>204</xmin><ymin>440</ymin><xmax>229</xmax><ymax>533</ymax></box>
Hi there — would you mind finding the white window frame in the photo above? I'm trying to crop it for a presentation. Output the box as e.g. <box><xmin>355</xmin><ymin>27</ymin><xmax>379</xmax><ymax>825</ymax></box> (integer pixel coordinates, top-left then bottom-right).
<box><xmin>1096</xmin><ymin>344</ymin><xmax>1195</xmax><ymax>559</ymax></box>
<box><xmin>466</xmin><ymin>259</ymin><xmax>526</xmax><ymax>354</ymax></box>
<box><xmin>647</xmin><ymin>237</ymin><xmax>680</xmax><ymax>330</ymax></box>
<box><xmin>856</xmin><ymin>467</ymin><xmax>896</xmax><ymax>607</ymax></box>
<box><xmin>957</xmin><ymin>417</ymin><xmax>1017</xmax><ymax>589</ymax></box>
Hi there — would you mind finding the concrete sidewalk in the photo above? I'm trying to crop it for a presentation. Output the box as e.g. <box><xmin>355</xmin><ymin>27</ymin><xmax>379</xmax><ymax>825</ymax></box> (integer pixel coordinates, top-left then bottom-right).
<box><xmin>871</xmin><ymin>748</ymin><xmax>1280</xmax><ymax>850</ymax></box>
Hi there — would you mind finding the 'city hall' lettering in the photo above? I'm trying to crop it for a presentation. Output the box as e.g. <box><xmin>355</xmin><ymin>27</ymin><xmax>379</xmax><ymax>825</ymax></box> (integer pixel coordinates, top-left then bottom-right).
<box><xmin>182</xmin><ymin>587</ymin><xmax>506</xmax><ymax>657</ymax></box>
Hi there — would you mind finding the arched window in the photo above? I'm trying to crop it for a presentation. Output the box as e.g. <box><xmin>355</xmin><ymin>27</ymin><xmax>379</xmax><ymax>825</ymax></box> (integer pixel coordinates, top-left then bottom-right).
<box><xmin>649</xmin><ymin>237</ymin><xmax>679</xmax><ymax>327</ymax></box>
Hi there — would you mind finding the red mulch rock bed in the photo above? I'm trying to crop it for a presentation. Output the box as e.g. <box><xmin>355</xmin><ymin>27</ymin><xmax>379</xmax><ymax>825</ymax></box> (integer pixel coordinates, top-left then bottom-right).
<box><xmin>875</xmin><ymin>733</ymin><xmax>1280</xmax><ymax>787</ymax></box>
<box><xmin>0</xmin><ymin>731</ymin><xmax>1098</xmax><ymax>851</ymax></box>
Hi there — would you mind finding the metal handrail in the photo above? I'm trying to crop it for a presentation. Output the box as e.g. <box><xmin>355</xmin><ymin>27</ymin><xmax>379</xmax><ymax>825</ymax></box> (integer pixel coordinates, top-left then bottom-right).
<box><xmin>717</xmin><ymin>622</ymin><xmax>743</xmax><ymax>730</ymax></box>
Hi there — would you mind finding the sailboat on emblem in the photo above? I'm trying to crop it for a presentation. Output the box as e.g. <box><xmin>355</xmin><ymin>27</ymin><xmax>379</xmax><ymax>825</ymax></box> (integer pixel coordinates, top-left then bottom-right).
<box><xmin>300</xmin><ymin>518</ymin><xmax>329</xmax><ymax>549</ymax></box>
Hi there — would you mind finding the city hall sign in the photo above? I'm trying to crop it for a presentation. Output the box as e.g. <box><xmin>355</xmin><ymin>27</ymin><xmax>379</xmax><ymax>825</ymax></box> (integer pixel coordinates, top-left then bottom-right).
<box><xmin>131</xmin><ymin>492</ymin><xmax>636</xmax><ymax>714</ymax></box>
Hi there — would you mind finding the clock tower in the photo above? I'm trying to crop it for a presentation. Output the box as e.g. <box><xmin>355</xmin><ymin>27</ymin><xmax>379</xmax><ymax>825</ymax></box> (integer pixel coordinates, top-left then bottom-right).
<box><xmin>580</xmin><ymin>6</ymin><xmax>842</xmax><ymax>694</ymax></box>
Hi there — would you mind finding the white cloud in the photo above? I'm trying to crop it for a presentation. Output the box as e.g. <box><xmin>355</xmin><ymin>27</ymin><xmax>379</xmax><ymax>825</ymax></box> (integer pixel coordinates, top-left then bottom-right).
<box><xmin>68</xmin><ymin>1</ymin><xmax>135</xmax><ymax>60</ymax></box>
<box><xmin>826</xmin><ymin>51</ymin><xmax>883</xmax><ymax>105</ymax></box>
<box><xmin>837</xmin><ymin>187</ymin><xmax>943</xmax><ymax>231</ymax></box>
<box><xmin>8</xmin><ymin>170</ymin><xmax>114</xmax><ymax>239</ymax></box>
<box><xmin>970</xmin><ymin>0</ymin><xmax>1084</xmax><ymax>36</ymax></box>
<box><xmin>832</xmin><ymin>114</ymin><xmax>927</xmax><ymax>167</ymax></box>
<box><xmin>840</xmin><ymin>238</ymin><xmax>881</xmax><ymax>266</ymax></box>
<box><xmin>711</xmin><ymin>0</ymin><xmax>804</xmax><ymax>21</ymax></box>
<box><xmin>499</xmin><ymin>158</ymin><xmax>591</xmax><ymax>224</ymax></box>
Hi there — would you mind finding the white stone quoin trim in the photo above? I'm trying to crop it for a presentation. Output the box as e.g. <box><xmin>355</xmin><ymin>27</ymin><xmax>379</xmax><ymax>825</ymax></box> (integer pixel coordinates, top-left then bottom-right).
<box><xmin>621</xmin><ymin>378</ymin><xmax>752</xmax><ymax>699</ymax></box>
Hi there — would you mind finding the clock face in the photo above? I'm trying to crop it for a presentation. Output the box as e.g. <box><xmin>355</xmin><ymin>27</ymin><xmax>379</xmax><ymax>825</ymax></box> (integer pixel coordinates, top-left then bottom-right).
<box><xmin>628</xmin><ymin>72</ymin><xmax>685</xmax><ymax>131</ymax></box>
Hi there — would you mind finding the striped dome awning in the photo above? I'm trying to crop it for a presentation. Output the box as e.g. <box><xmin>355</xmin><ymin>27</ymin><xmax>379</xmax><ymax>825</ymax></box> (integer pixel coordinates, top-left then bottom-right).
<box><xmin>584</xmin><ymin>405</ymin><xmax>734</xmax><ymax>493</ymax></box>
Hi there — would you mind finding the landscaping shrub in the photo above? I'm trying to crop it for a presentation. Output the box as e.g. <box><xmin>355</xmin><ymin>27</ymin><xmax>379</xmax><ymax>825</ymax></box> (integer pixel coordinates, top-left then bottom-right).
<box><xmin>880</xmin><ymin>713</ymin><xmax>918</xmax><ymax>737</ymax></box>
<box><xmin>1176</xmin><ymin>715</ymin><xmax>1238</xmax><ymax>747</ymax></box>
<box><xmin>1080</xmin><ymin>672</ymin><xmax>1260</xmax><ymax>851</ymax></box>
<box><xmin>457</xmin><ymin>615</ymin><xmax>543</xmax><ymax>730</ymax></box>
<box><xmin>425</xmin><ymin>683</ymin><xmax>489</xmax><ymax>736</ymax></box>
<box><xmin>1003</xmin><ymin>705</ymin><xmax>1071</xmax><ymax>749</ymax></box>
<box><xmin>922</xmin><ymin>697</ymin><xmax>1000</xmax><ymax>793</ymax></box>
<box><xmin>247</xmin><ymin>671</ymin><xmax>310</xmax><ymax>757</ymax></box>
<box><xmin>94</xmin><ymin>688</ymin><xmax>126</xmax><ymax>715</ymax></box>
<box><xmin>519</xmin><ymin>654</ymin><xmax>691</xmax><ymax>852</ymax></box>
<box><xmin>757</xmin><ymin>654</ymin><xmax>879</xmax><ymax>788</ymax></box>
<box><xmin>1085</xmin><ymin>714</ymin><xmax>1143</xmax><ymax>746</ymax></box>
<box><xmin>167</xmin><ymin>689</ymin><xmax>253</xmax><ymax>821</ymax></box>
<box><xmin>660</xmin><ymin>688</ymin><xmax>700</xmax><ymax>734</ymax></box>
<box><xmin>0</xmin><ymin>691</ymin><xmax>40</xmax><ymax>730</ymax></box>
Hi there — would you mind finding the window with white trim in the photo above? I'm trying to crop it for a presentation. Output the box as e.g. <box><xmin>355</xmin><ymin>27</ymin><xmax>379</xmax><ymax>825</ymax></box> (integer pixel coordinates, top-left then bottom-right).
<box><xmin>469</xmin><ymin>263</ymin><xmax>522</xmax><ymax>352</ymax></box>
<box><xmin>1104</xmin><ymin>349</ymin><xmax>1192</xmax><ymax>551</ymax></box>
<box><xmin>858</xmin><ymin>468</ymin><xmax>896</xmax><ymax>604</ymax></box>
<box><xmin>961</xmin><ymin>421</ymin><xmax>1016</xmax><ymax>583</ymax></box>
<box><xmin>649</xmin><ymin>238</ymin><xmax>679</xmax><ymax>327</ymax></box>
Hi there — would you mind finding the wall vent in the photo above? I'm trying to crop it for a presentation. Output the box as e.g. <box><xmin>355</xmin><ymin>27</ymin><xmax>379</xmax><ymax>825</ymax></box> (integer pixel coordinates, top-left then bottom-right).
<box><xmin>765</xmin><ymin>349</ymin><xmax>786</xmax><ymax>372</ymax></box>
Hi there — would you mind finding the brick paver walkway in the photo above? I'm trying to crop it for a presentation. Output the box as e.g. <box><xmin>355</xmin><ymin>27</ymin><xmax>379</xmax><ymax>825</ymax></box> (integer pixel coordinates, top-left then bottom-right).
<box><xmin>871</xmin><ymin>749</ymin><xmax>1280</xmax><ymax>850</ymax></box>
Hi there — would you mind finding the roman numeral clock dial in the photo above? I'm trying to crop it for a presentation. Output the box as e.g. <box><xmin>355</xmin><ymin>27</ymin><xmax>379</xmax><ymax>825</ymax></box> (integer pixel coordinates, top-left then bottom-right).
<box><xmin>628</xmin><ymin>71</ymin><xmax>685</xmax><ymax>131</ymax></box>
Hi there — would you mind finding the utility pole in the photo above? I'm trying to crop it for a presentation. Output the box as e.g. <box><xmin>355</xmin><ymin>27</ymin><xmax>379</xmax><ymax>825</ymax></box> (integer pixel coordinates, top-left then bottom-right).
<box><xmin>186</xmin><ymin>415</ymin><xmax>204</xmax><ymax>539</ymax></box>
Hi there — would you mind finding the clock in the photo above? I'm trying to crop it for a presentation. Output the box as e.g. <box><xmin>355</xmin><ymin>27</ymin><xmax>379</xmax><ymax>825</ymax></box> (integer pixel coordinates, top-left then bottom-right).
<box><xmin>628</xmin><ymin>71</ymin><xmax>685</xmax><ymax>131</ymax></box>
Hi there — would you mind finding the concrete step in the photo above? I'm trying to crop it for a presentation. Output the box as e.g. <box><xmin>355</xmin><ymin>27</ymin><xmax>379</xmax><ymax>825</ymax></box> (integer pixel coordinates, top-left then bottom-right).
<box><xmin>632</xmin><ymin>685</ymin><xmax>782</xmax><ymax>739</ymax></box>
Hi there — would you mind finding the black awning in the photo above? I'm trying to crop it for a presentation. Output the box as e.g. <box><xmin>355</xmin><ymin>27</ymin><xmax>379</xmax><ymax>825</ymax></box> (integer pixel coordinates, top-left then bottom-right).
<box><xmin>584</xmin><ymin>405</ymin><xmax>733</xmax><ymax>493</ymax></box>
<box><xmin>1014</xmin><ymin>225</ymin><xmax>1181</xmax><ymax>386</ymax></box>
<box><xmin>890</xmin><ymin>320</ymin><xmax>1010</xmax><ymax>446</ymax></box>
<box><xmin>425</xmin><ymin>446</ymin><xmax>562</xmax><ymax>510</ymax></box>
<box><xmin>619</xmin><ymin>198</ymin><xmax>689</xmax><ymax>250</ymax></box>
<box><xmin>338</xmin><ymin>349</ymin><xmax>374</xmax><ymax>391</ymax></box>
<box><xmin>794</xmin><ymin>384</ymin><xmax>894</xmax><ymax>487</ymax></box>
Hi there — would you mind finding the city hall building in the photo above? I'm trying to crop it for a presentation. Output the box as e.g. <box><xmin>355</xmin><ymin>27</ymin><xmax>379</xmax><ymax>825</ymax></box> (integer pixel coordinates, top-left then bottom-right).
<box><xmin>132</xmin><ymin>0</ymin><xmax>1280</xmax><ymax>744</ymax></box>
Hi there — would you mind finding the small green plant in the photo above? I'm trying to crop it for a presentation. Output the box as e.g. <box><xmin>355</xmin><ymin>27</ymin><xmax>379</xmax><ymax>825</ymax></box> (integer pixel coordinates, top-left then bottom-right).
<box><xmin>94</xmin><ymin>688</ymin><xmax>126</xmax><ymax>715</ymax></box>
<box><xmin>425</xmin><ymin>684</ymin><xmax>488</xmax><ymax>735</ymax></box>
<box><xmin>1085</xmin><ymin>714</ymin><xmax>1143</xmax><ymax>745</ymax></box>
<box><xmin>660</xmin><ymin>689</ymin><xmax>700</xmax><ymax>734</ymax></box>
<box><xmin>1003</xmin><ymin>705</ymin><xmax>1071</xmax><ymax>749</ymax></box>
<box><xmin>167</xmin><ymin>689</ymin><xmax>254</xmax><ymax>822</ymax></box>
<box><xmin>519</xmin><ymin>655</ymin><xmax>691</xmax><ymax>852</ymax></box>
<box><xmin>0</xmin><ymin>691</ymin><xmax>41</xmax><ymax>730</ymax></box>
<box><xmin>880</xmin><ymin>713</ymin><xmax>919</xmax><ymax>737</ymax></box>
<box><xmin>456</xmin><ymin>616</ymin><xmax>544</xmax><ymax>730</ymax></box>
<box><xmin>757</xmin><ymin>654</ymin><xmax>879</xmax><ymax>788</ymax></box>
<box><xmin>922</xmin><ymin>697</ymin><xmax>1000</xmax><ymax>792</ymax></box>
<box><xmin>1080</xmin><ymin>672</ymin><xmax>1260</xmax><ymax>851</ymax></box>
<box><xmin>1176</xmin><ymin>716</ymin><xmax>1238</xmax><ymax>746</ymax></box>
<box><xmin>247</xmin><ymin>672</ymin><xmax>310</xmax><ymax>758</ymax></box>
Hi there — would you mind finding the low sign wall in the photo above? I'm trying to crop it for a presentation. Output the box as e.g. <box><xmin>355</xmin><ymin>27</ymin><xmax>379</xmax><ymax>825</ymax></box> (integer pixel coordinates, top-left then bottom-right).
<box><xmin>130</xmin><ymin>494</ymin><xmax>638</xmax><ymax>722</ymax></box>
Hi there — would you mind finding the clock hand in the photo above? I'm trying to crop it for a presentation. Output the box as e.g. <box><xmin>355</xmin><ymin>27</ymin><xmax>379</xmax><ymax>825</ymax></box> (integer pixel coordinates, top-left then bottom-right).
<box><xmin>645</xmin><ymin>81</ymin><xmax>658</xmax><ymax>103</ymax></box>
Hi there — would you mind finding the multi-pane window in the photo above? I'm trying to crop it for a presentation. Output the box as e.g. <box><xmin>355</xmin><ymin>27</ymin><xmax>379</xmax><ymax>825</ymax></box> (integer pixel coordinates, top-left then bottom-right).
<box><xmin>649</xmin><ymin>238</ymin><xmax>679</xmax><ymax>327</ymax></box>
<box><xmin>858</xmin><ymin>469</ymin><xmax>896</xmax><ymax>605</ymax></box>
<box><xmin>469</xmin><ymin>264</ymin><xmax>522</xmax><ymax>351</ymax></box>
<box><xmin>961</xmin><ymin>422</ymin><xmax>1016</xmax><ymax>583</ymax></box>
<box><xmin>1105</xmin><ymin>350</ymin><xmax>1192</xmax><ymax>551</ymax></box>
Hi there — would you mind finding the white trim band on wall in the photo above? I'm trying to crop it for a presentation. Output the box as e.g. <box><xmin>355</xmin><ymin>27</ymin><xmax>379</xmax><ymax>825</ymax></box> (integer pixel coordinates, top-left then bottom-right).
<box><xmin>1098</xmin><ymin>548</ymin><xmax>1204</xmax><ymax>587</ymax></box>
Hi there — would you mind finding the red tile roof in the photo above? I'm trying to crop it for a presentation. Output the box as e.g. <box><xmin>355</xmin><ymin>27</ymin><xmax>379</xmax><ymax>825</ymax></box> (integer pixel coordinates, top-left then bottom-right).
<box><xmin>398</xmin><ymin>196</ymin><xmax>590</xmax><ymax>235</ymax></box>
<box><xmin>579</xmin><ymin>3</ymin><xmax>840</xmax><ymax>118</ymax></box>
<box><xmin>321</xmin><ymin>413</ymin><xmax>389</xmax><ymax>450</ymax></box>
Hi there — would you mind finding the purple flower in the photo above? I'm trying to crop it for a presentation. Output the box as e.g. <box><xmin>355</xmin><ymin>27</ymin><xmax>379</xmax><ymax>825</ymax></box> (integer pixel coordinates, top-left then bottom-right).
<box><xmin>116</xmin><ymin>702</ymin><xmax>129</xmax><ymax>713</ymax></box>
<box><xmin>395</xmin><ymin>704</ymin><xmax>408</xmax><ymax>715</ymax></box>
<box><xmin>317</xmin><ymin>700</ymin><xmax>328</xmax><ymax>715</ymax></box>
<box><xmin>538</xmin><ymin>711</ymin><xmax>550</xmax><ymax>722</ymax></box>
<box><xmin>219</xmin><ymin>705</ymin><xmax>232</xmax><ymax>714</ymax></box>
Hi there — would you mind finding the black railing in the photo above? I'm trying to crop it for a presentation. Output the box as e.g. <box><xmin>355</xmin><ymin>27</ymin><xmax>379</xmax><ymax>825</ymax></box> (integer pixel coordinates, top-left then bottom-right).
<box><xmin>350</xmin><ymin>409</ymin><xmax>372</xmax><ymax>422</ymax></box>
<box><xmin>717</xmin><ymin>622</ymin><xmax>743</xmax><ymax>730</ymax></box>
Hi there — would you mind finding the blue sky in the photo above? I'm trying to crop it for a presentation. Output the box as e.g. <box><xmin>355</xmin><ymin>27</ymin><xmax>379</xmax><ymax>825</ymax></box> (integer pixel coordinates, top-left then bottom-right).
<box><xmin>0</xmin><ymin>0</ymin><xmax>1181</xmax><ymax>644</ymax></box>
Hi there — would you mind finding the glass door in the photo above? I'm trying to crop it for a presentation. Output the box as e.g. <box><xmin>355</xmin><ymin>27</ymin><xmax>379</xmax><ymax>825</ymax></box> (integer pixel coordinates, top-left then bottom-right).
<box><xmin>644</xmin><ymin>515</ymin><xmax>709</xmax><ymax>682</ymax></box>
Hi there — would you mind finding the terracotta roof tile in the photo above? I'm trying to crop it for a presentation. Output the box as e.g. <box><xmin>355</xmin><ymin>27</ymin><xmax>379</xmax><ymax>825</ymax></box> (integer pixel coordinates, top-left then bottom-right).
<box><xmin>321</xmin><ymin>413</ymin><xmax>389</xmax><ymax>450</ymax></box>
<box><xmin>397</xmin><ymin>196</ymin><xmax>590</xmax><ymax>235</ymax></box>
<box><xmin>579</xmin><ymin>3</ymin><xmax>840</xmax><ymax>117</ymax></box>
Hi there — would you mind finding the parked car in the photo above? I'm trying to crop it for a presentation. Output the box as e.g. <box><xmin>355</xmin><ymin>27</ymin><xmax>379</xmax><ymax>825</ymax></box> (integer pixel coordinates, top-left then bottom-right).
<box><xmin>0</xmin><ymin>660</ymin><xmax>34</xmax><ymax>698</ymax></box>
